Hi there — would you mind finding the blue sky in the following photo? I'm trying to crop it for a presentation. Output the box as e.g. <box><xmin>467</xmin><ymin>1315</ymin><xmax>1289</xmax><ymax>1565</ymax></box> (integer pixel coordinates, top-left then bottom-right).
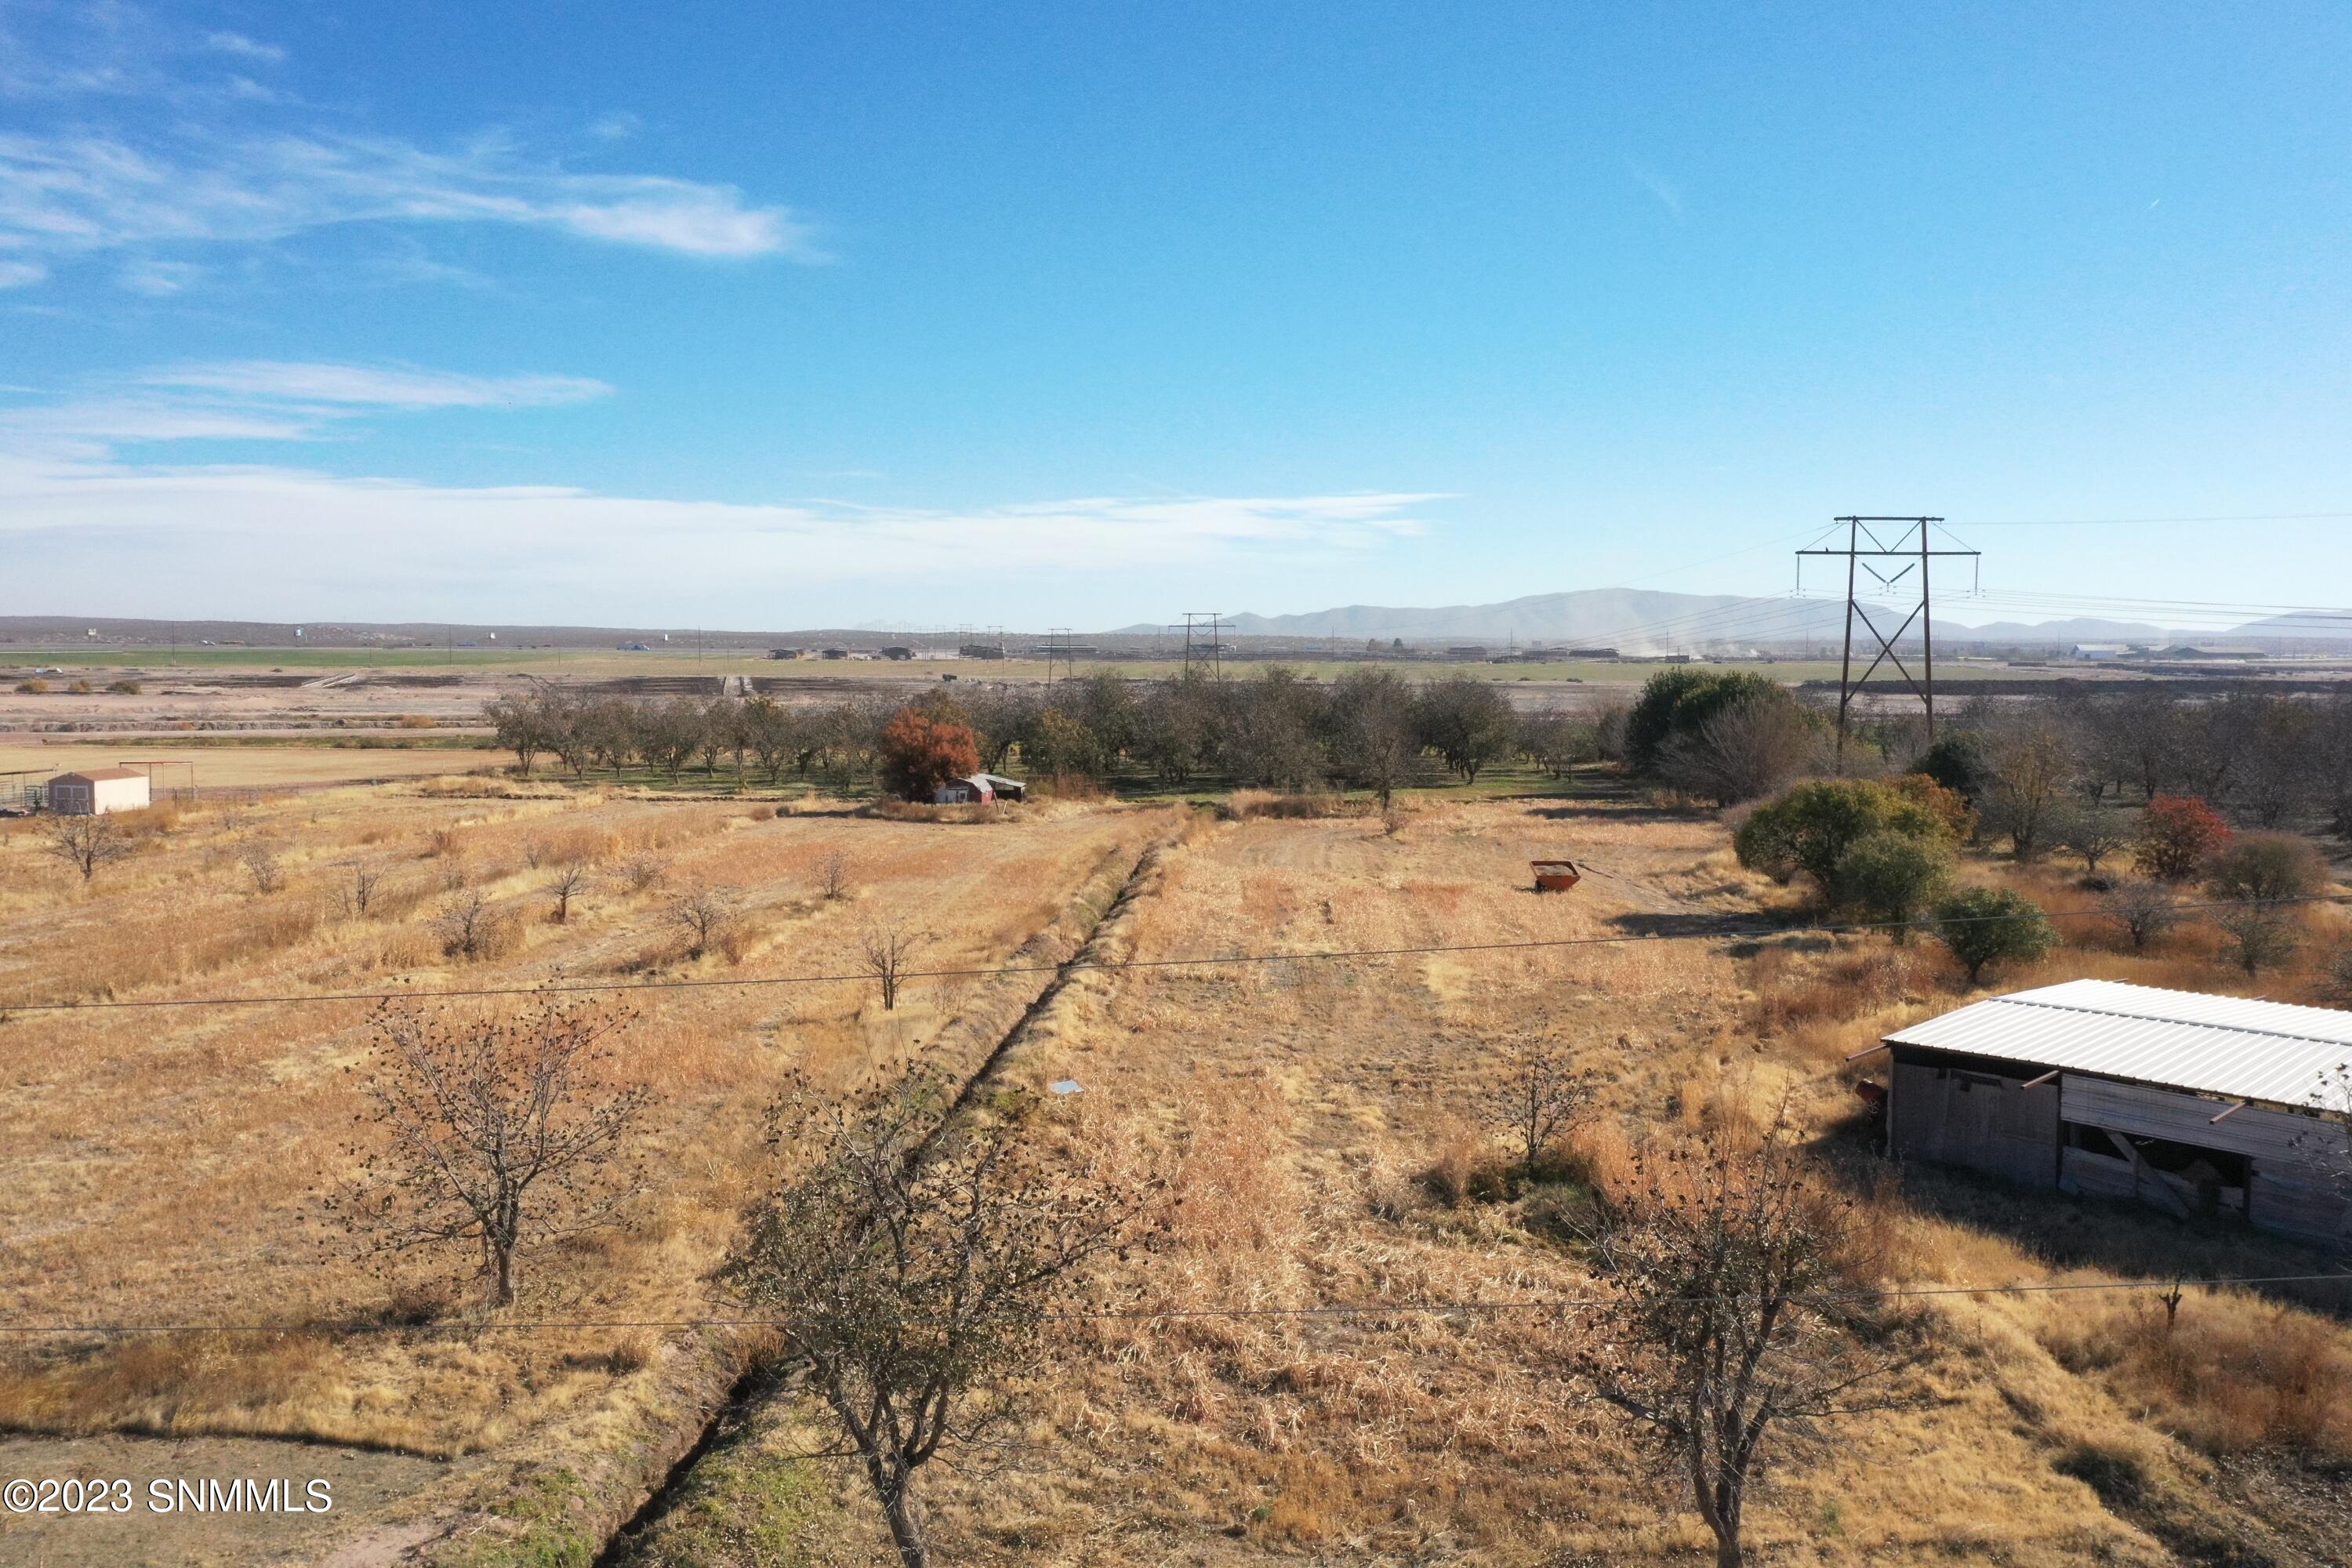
<box><xmin>3</xmin><ymin>2</ymin><xmax>2348</xmax><ymax>630</ymax></box>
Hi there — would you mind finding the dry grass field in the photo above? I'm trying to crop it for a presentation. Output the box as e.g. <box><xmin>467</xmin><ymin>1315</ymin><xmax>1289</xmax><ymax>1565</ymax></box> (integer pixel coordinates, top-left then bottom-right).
<box><xmin>0</xmin><ymin>742</ymin><xmax>497</xmax><ymax>789</ymax></box>
<box><xmin>0</xmin><ymin>781</ymin><xmax>1160</xmax><ymax>1563</ymax></box>
<box><xmin>3</xmin><ymin>779</ymin><xmax>2349</xmax><ymax>1566</ymax></box>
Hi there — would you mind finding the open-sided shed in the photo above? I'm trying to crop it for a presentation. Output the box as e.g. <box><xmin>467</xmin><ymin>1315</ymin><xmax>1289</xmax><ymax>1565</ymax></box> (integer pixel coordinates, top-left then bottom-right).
<box><xmin>1878</xmin><ymin>979</ymin><xmax>2350</xmax><ymax>1250</ymax></box>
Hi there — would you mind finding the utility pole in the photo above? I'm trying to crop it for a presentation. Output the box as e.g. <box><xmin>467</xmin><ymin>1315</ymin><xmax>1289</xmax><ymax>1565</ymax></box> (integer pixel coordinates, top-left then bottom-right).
<box><xmin>1796</xmin><ymin>516</ymin><xmax>1980</xmax><ymax>768</ymax></box>
<box><xmin>1181</xmin><ymin>612</ymin><xmax>1228</xmax><ymax>681</ymax></box>
<box><xmin>1044</xmin><ymin>628</ymin><xmax>1074</xmax><ymax>688</ymax></box>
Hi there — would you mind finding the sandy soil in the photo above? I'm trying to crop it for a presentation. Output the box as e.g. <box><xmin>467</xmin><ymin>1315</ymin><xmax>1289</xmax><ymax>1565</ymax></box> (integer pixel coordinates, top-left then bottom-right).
<box><xmin>0</xmin><ymin>1432</ymin><xmax>442</xmax><ymax>1567</ymax></box>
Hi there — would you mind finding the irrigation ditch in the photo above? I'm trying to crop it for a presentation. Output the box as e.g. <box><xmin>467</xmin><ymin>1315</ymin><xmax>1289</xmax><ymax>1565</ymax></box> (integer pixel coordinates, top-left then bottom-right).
<box><xmin>385</xmin><ymin>811</ymin><xmax>1191</xmax><ymax>1568</ymax></box>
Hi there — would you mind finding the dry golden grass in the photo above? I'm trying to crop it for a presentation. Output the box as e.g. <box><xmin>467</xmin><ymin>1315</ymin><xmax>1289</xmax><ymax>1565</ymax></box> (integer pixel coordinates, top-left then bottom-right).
<box><xmin>0</xmin><ymin>784</ymin><xmax>1154</xmax><ymax>1461</ymax></box>
<box><xmin>7</xmin><ymin>782</ymin><xmax>2350</xmax><ymax>1566</ymax></box>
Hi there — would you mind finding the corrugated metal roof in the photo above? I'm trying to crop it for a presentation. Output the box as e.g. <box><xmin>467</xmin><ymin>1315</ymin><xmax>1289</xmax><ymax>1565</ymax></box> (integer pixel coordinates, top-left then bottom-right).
<box><xmin>1884</xmin><ymin>979</ymin><xmax>2352</xmax><ymax>1109</ymax></box>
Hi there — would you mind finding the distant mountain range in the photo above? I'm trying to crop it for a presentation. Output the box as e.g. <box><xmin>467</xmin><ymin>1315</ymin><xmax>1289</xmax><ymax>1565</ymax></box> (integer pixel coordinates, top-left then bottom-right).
<box><xmin>1120</xmin><ymin>590</ymin><xmax>2348</xmax><ymax>649</ymax></box>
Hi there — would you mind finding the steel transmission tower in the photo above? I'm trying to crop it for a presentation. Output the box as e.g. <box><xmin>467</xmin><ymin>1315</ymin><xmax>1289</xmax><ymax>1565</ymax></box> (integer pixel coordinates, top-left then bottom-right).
<box><xmin>1796</xmin><ymin>516</ymin><xmax>1980</xmax><ymax>767</ymax></box>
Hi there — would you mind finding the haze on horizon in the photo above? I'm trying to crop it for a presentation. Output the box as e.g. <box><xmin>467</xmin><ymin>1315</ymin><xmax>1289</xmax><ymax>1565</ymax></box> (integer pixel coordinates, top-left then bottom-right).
<box><xmin>4</xmin><ymin>2</ymin><xmax>2349</xmax><ymax>629</ymax></box>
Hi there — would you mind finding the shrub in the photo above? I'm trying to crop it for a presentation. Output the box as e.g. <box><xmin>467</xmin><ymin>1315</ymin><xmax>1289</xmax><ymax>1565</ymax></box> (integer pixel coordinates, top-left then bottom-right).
<box><xmin>2214</xmin><ymin>909</ymin><xmax>2299</xmax><ymax>977</ymax></box>
<box><xmin>1914</xmin><ymin>731</ymin><xmax>1994</xmax><ymax>804</ymax></box>
<box><xmin>106</xmin><ymin>679</ymin><xmax>140</xmax><ymax>695</ymax></box>
<box><xmin>1932</xmin><ymin>887</ymin><xmax>2060</xmax><ymax>984</ymax></box>
<box><xmin>1654</xmin><ymin>691</ymin><xmax>1821</xmax><ymax>805</ymax></box>
<box><xmin>67</xmin><ymin>678</ymin><xmax>93</xmax><ymax>693</ymax></box>
<box><xmin>2134</xmin><ymin>794</ymin><xmax>2229</xmax><ymax>883</ymax></box>
<box><xmin>2100</xmin><ymin>880</ymin><xmax>2180</xmax><ymax>951</ymax></box>
<box><xmin>1626</xmin><ymin>668</ymin><xmax>1785</xmax><ymax>775</ymax></box>
<box><xmin>1734</xmin><ymin>778</ymin><xmax>1956</xmax><ymax>889</ymax></box>
<box><xmin>1831</xmin><ymin>829</ymin><xmax>1954</xmax><ymax>941</ymax></box>
<box><xmin>14</xmin><ymin>678</ymin><xmax>47</xmax><ymax>693</ymax></box>
<box><xmin>2204</xmin><ymin>832</ymin><xmax>2326</xmax><ymax>909</ymax></box>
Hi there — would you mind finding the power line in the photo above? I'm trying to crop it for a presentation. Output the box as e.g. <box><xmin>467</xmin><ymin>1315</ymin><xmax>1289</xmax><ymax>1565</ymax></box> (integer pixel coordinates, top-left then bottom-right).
<box><xmin>7</xmin><ymin>894</ymin><xmax>2349</xmax><ymax>1017</ymax></box>
<box><xmin>3</xmin><ymin>1272</ymin><xmax>2342</xmax><ymax>1339</ymax></box>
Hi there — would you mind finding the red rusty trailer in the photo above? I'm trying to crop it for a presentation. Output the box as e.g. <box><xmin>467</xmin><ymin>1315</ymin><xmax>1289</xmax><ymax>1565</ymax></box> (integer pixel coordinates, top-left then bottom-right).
<box><xmin>1530</xmin><ymin>859</ymin><xmax>1581</xmax><ymax>893</ymax></box>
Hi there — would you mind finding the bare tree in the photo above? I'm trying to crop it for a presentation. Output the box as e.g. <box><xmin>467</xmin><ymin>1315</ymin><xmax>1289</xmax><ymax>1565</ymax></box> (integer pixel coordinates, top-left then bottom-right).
<box><xmin>1575</xmin><ymin>1114</ymin><xmax>1914</xmax><ymax>1568</ymax></box>
<box><xmin>2215</xmin><ymin>906</ymin><xmax>2298</xmax><ymax>977</ymax></box>
<box><xmin>818</xmin><ymin>848</ymin><xmax>851</xmax><ymax>902</ymax></box>
<box><xmin>337</xmin><ymin>1000</ymin><xmax>648</xmax><ymax>1308</ymax></box>
<box><xmin>1656</xmin><ymin>694</ymin><xmax>1821</xmax><ymax>807</ymax></box>
<box><xmin>240</xmin><ymin>842</ymin><xmax>285</xmax><ymax>894</ymax></box>
<box><xmin>546</xmin><ymin>861</ymin><xmax>592</xmax><ymax>924</ymax></box>
<box><xmin>666</xmin><ymin>880</ymin><xmax>735</xmax><ymax>960</ymax></box>
<box><xmin>621</xmin><ymin>855</ymin><xmax>668</xmax><ymax>894</ymax></box>
<box><xmin>724</xmin><ymin>1065</ymin><xmax>1145</xmax><ymax>1568</ymax></box>
<box><xmin>858</xmin><ymin>919</ymin><xmax>927</xmax><ymax>1011</ymax></box>
<box><xmin>335</xmin><ymin>865</ymin><xmax>383</xmax><ymax>919</ymax></box>
<box><xmin>2050</xmin><ymin>804</ymin><xmax>2130</xmax><ymax>874</ymax></box>
<box><xmin>2295</xmin><ymin>1062</ymin><xmax>2352</xmax><ymax>1208</ymax></box>
<box><xmin>42</xmin><ymin>814</ymin><xmax>132</xmax><ymax>882</ymax></box>
<box><xmin>2100</xmin><ymin>880</ymin><xmax>2180</xmax><ymax>951</ymax></box>
<box><xmin>430</xmin><ymin>888</ymin><xmax>499</xmax><ymax>960</ymax></box>
<box><xmin>1490</xmin><ymin>1037</ymin><xmax>1593</xmax><ymax>1179</ymax></box>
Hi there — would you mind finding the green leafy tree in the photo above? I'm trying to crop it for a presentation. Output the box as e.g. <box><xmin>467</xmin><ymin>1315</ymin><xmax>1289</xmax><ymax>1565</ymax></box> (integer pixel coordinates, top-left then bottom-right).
<box><xmin>1625</xmin><ymin>669</ymin><xmax>1785</xmax><ymax>775</ymax></box>
<box><xmin>1733</xmin><ymin>779</ymin><xmax>1952</xmax><ymax>889</ymax></box>
<box><xmin>1414</xmin><ymin>676</ymin><xmax>1515</xmax><ymax>784</ymax></box>
<box><xmin>1832</xmin><ymin>829</ymin><xmax>1954</xmax><ymax>942</ymax></box>
<box><xmin>1931</xmin><ymin>887</ymin><xmax>2060</xmax><ymax>985</ymax></box>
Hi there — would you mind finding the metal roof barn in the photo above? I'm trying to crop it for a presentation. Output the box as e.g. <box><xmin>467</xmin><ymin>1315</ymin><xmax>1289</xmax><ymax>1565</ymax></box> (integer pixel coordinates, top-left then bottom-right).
<box><xmin>1883</xmin><ymin>978</ymin><xmax>2352</xmax><ymax>1111</ymax></box>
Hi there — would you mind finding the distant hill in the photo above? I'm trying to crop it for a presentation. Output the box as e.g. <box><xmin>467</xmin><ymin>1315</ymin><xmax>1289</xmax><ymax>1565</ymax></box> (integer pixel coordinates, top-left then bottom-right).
<box><xmin>1120</xmin><ymin>591</ymin><xmax>2347</xmax><ymax>649</ymax></box>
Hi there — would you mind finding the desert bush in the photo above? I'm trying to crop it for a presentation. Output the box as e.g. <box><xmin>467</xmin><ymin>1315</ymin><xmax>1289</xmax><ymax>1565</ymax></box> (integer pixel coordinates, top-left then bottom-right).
<box><xmin>1655</xmin><ymin>691</ymin><xmax>1822</xmax><ymax>806</ymax></box>
<box><xmin>1831</xmin><ymin>829</ymin><xmax>1955</xmax><ymax>941</ymax></box>
<box><xmin>429</xmin><ymin>889</ymin><xmax>519</xmax><ymax>961</ymax></box>
<box><xmin>665</xmin><ymin>881</ymin><xmax>736</xmax><ymax>960</ymax></box>
<box><xmin>2213</xmin><ymin>907</ymin><xmax>2298</xmax><ymax>977</ymax></box>
<box><xmin>1733</xmin><ymin>777</ymin><xmax>1956</xmax><ymax>890</ymax></box>
<box><xmin>2205</xmin><ymin>832</ymin><xmax>2327</xmax><ymax>909</ymax></box>
<box><xmin>106</xmin><ymin>678</ymin><xmax>140</xmax><ymax>695</ymax></box>
<box><xmin>621</xmin><ymin>855</ymin><xmax>668</xmax><ymax>893</ymax></box>
<box><xmin>13</xmin><ymin>678</ymin><xmax>46</xmax><ymax>693</ymax></box>
<box><xmin>239</xmin><ymin>843</ymin><xmax>285</xmax><ymax>894</ymax></box>
<box><xmin>2049</xmin><ymin>803</ymin><xmax>2132</xmax><ymax>873</ymax></box>
<box><xmin>1932</xmin><ymin>887</ymin><xmax>2060</xmax><ymax>984</ymax></box>
<box><xmin>1625</xmin><ymin>668</ymin><xmax>1786</xmax><ymax>775</ymax></box>
<box><xmin>2135</xmin><ymin>794</ymin><xmax>2230</xmax><ymax>882</ymax></box>
<box><xmin>2100</xmin><ymin>880</ymin><xmax>2180</xmax><ymax>951</ymax></box>
<box><xmin>817</xmin><ymin>849</ymin><xmax>849</xmax><ymax>902</ymax></box>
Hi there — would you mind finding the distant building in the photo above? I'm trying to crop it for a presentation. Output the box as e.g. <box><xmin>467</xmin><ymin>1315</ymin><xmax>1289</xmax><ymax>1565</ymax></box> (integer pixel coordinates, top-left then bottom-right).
<box><xmin>2069</xmin><ymin>643</ymin><xmax>2127</xmax><ymax>660</ymax></box>
<box><xmin>766</xmin><ymin>648</ymin><xmax>804</xmax><ymax>660</ymax></box>
<box><xmin>820</xmin><ymin>648</ymin><xmax>848</xmax><ymax>660</ymax></box>
<box><xmin>933</xmin><ymin>772</ymin><xmax>1027</xmax><ymax>805</ymax></box>
<box><xmin>1878</xmin><ymin>980</ymin><xmax>2350</xmax><ymax>1250</ymax></box>
<box><xmin>880</xmin><ymin>646</ymin><xmax>914</xmax><ymax>660</ymax></box>
<box><xmin>959</xmin><ymin>643</ymin><xmax>1006</xmax><ymax>660</ymax></box>
<box><xmin>1445</xmin><ymin>645</ymin><xmax>1489</xmax><ymax>659</ymax></box>
<box><xmin>1565</xmin><ymin>647</ymin><xmax>1620</xmax><ymax>660</ymax></box>
<box><xmin>47</xmin><ymin>768</ymin><xmax>151</xmax><ymax>815</ymax></box>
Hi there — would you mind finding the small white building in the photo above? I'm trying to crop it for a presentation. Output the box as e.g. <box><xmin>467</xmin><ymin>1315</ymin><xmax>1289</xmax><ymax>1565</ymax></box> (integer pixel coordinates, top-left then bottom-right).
<box><xmin>2069</xmin><ymin>643</ymin><xmax>2128</xmax><ymax>661</ymax></box>
<box><xmin>48</xmin><ymin>767</ymin><xmax>151</xmax><ymax>815</ymax></box>
<box><xmin>932</xmin><ymin>772</ymin><xmax>1027</xmax><ymax>805</ymax></box>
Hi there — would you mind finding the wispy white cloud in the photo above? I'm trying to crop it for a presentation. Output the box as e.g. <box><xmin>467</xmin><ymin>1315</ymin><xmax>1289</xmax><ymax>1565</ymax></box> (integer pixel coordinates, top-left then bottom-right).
<box><xmin>0</xmin><ymin>449</ymin><xmax>1435</xmax><ymax>619</ymax></box>
<box><xmin>202</xmin><ymin>31</ymin><xmax>285</xmax><ymax>65</ymax></box>
<box><xmin>0</xmin><ymin>130</ymin><xmax>816</xmax><ymax>270</ymax></box>
<box><xmin>115</xmin><ymin>256</ymin><xmax>199</xmax><ymax>294</ymax></box>
<box><xmin>0</xmin><ymin>259</ymin><xmax>48</xmax><ymax>288</ymax></box>
<box><xmin>1628</xmin><ymin>161</ymin><xmax>1684</xmax><ymax>221</ymax></box>
<box><xmin>0</xmin><ymin>364</ymin><xmax>1432</xmax><ymax>618</ymax></box>
<box><xmin>140</xmin><ymin>361</ymin><xmax>613</xmax><ymax>409</ymax></box>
